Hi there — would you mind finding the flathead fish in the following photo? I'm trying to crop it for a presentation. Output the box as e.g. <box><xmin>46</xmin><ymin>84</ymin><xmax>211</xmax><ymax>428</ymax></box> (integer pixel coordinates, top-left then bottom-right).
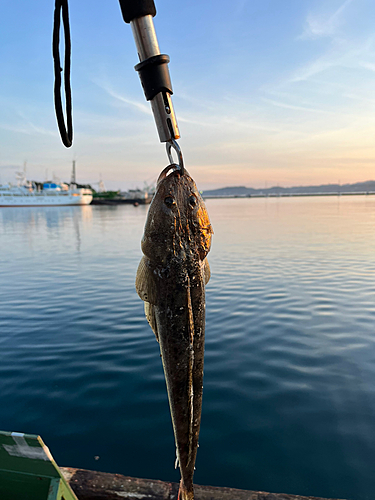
<box><xmin>136</xmin><ymin>164</ymin><xmax>213</xmax><ymax>500</ymax></box>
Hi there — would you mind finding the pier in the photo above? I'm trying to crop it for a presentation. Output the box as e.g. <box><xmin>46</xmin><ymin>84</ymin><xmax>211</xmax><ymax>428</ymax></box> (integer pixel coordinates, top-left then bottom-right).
<box><xmin>61</xmin><ymin>468</ymin><xmax>346</xmax><ymax>500</ymax></box>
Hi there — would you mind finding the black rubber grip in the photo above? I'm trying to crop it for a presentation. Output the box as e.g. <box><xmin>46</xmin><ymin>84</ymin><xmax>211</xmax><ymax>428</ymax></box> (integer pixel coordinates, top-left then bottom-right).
<box><xmin>135</xmin><ymin>54</ymin><xmax>173</xmax><ymax>101</ymax></box>
<box><xmin>118</xmin><ymin>0</ymin><xmax>156</xmax><ymax>23</ymax></box>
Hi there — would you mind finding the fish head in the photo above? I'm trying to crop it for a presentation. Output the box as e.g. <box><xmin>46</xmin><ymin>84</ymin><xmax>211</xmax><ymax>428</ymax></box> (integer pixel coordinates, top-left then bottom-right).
<box><xmin>141</xmin><ymin>166</ymin><xmax>213</xmax><ymax>264</ymax></box>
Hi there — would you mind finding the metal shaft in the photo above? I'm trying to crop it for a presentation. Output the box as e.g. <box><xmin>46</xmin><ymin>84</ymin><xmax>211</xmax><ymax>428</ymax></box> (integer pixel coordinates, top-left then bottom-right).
<box><xmin>130</xmin><ymin>16</ymin><xmax>180</xmax><ymax>142</ymax></box>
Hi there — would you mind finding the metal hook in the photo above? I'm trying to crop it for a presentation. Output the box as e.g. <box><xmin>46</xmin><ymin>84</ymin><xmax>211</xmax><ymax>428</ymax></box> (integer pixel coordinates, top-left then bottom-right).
<box><xmin>166</xmin><ymin>138</ymin><xmax>184</xmax><ymax>175</ymax></box>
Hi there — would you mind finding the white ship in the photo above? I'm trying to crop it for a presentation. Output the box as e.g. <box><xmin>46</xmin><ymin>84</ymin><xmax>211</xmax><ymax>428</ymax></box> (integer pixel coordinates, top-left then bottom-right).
<box><xmin>0</xmin><ymin>171</ymin><xmax>92</xmax><ymax>207</ymax></box>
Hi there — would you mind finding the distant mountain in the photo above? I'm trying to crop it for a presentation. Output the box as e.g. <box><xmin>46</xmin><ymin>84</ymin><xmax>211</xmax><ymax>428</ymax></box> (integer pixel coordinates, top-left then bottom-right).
<box><xmin>202</xmin><ymin>180</ymin><xmax>375</xmax><ymax>197</ymax></box>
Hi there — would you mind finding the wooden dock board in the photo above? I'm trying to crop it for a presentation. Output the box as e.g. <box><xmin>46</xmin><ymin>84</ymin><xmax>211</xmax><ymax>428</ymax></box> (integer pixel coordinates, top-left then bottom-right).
<box><xmin>61</xmin><ymin>467</ymin><xmax>346</xmax><ymax>500</ymax></box>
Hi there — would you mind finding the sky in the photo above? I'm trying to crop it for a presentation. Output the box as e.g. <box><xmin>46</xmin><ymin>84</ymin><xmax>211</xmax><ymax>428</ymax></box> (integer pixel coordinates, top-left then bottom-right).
<box><xmin>1</xmin><ymin>0</ymin><xmax>375</xmax><ymax>191</ymax></box>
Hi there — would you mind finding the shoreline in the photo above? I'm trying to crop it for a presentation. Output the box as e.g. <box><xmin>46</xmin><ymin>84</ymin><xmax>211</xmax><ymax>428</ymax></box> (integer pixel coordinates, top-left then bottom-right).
<box><xmin>203</xmin><ymin>191</ymin><xmax>375</xmax><ymax>199</ymax></box>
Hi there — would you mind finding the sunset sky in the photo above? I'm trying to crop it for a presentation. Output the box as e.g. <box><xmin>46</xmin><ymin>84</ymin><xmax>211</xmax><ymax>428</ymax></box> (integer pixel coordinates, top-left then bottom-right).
<box><xmin>1</xmin><ymin>0</ymin><xmax>375</xmax><ymax>190</ymax></box>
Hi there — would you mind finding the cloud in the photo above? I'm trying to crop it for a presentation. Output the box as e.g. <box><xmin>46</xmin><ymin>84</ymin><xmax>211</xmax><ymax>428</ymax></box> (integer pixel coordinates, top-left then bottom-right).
<box><xmin>287</xmin><ymin>51</ymin><xmax>340</xmax><ymax>82</ymax></box>
<box><xmin>286</xmin><ymin>2</ymin><xmax>375</xmax><ymax>86</ymax></box>
<box><xmin>0</xmin><ymin>121</ymin><xmax>57</xmax><ymax>137</ymax></box>
<box><xmin>0</xmin><ymin>164</ymin><xmax>19</xmax><ymax>170</ymax></box>
<box><xmin>106</xmin><ymin>88</ymin><xmax>152</xmax><ymax>115</ymax></box>
<box><xmin>261</xmin><ymin>97</ymin><xmax>329</xmax><ymax>114</ymax></box>
<box><xmin>0</xmin><ymin>102</ymin><xmax>59</xmax><ymax>137</ymax></box>
<box><xmin>359</xmin><ymin>61</ymin><xmax>375</xmax><ymax>72</ymax></box>
<box><xmin>286</xmin><ymin>35</ymin><xmax>375</xmax><ymax>84</ymax></box>
<box><xmin>93</xmin><ymin>80</ymin><xmax>152</xmax><ymax>115</ymax></box>
<box><xmin>299</xmin><ymin>0</ymin><xmax>355</xmax><ymax>40</ymax></box>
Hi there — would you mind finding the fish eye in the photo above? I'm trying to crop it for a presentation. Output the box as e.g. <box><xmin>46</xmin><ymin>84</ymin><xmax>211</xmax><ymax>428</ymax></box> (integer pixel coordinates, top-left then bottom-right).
<box><xmin>164</xmin><ymin>196</ymin><xmax>175</xmax><ymax>208</ymax></box>
<box><xmin>188</xmin><ymin>195</ymin><xmax>197</xmax><ymax>207</ymax></box>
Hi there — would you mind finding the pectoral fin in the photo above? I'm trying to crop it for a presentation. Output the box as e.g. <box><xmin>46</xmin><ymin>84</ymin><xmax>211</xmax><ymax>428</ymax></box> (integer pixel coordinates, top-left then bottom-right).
<box><xmin>144</xmin><ymin>302</ymin><xmax>159</xmax><ymax>342</ymax></box>
<box><xmin>136</xmin><ymin>256</ymin><xmax>159</xmax><ymax>341</ymax></box>
<box><xmin>135</xmin><ymin>256</ymin><xmax>157</xmax><ymax>304</ymax></box>
<box><xmin>203</xmin><ymin>258</ymin><xmax>211</xmax><ymax>285</ymax></box>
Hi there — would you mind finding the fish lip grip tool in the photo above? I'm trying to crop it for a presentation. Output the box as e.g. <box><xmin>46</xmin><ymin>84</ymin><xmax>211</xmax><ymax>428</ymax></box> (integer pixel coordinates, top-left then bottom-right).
<box><xmin>118</xmin><ymin>0</ymin><xmax>184</xmax><ymax>172</ymax></box>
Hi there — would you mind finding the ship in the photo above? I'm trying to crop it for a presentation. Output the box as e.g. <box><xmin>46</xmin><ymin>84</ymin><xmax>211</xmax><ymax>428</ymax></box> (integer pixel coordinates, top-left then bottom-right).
<box><xmin>0</xmin><ymin>170</ymin><xmax>92</xmax><ymax>207</ymax></box>
<box><xmin>91</xmin><ymin>181</ymin><xmax>154</xmax><ymax>206</ymax></box>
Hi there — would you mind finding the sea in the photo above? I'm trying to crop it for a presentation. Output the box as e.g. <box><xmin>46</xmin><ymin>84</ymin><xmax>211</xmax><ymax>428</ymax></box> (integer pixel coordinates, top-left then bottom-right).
<box><xmin>0</xmin><ymin>195</ymin><xmax>375</xmax><ymax>500</ymax></box>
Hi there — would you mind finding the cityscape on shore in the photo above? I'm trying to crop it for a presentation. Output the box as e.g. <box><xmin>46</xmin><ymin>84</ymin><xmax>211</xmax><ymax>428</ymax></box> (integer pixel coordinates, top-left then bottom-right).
<box><xmin>202</xmin><ymin>180</ymin><xmax>375</xmax><ymax>198</ymax></box>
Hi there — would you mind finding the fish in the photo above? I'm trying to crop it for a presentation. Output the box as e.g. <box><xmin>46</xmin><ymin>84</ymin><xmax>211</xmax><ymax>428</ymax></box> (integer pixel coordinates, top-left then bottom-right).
<box><xmin>135</xmin><ymin>164</ymin><xmax>213</xmax><ymax>500</ymax></box>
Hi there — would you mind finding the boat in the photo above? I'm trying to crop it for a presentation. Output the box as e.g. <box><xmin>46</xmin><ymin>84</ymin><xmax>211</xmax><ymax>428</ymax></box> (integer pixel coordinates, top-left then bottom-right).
<box><xmin>91</xmin><ymin>185</ymin><xmax>154</xmax><ymax>205</ymax></box>
<box><xmin>120</xmin><ymin>187</ymin><xmax>153</xmax><ymax>204</ymax></box>
<box><xmin>0</xmin><ymin>172</ymin><xmax>92</xmax><ymax>207</ymax></box>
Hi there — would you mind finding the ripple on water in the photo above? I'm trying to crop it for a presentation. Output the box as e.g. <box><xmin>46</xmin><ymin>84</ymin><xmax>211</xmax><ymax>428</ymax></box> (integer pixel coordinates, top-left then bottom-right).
<box><xmin>1</xmin><ymin>200</ymin><xmax>375</xmax><ymax>500</ymax></box>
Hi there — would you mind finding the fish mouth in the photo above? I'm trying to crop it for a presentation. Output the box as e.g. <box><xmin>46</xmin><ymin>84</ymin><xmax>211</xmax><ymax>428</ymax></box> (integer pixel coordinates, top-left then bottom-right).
<box><xmin>157</xmin><ymin>164</ymin><xmax>189</xmax><ymax>186</ymax></box>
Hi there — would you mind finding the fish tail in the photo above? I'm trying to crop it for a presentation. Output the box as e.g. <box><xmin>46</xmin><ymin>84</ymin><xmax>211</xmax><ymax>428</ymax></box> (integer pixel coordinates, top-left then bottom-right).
<box><xmin>177</xmin><ymin>480</ymin><xmax>194</xmax><ymax>500</ymax></box>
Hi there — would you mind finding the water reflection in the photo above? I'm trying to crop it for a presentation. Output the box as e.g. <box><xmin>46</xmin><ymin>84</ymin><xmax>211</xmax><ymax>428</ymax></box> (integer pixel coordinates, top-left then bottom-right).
<box><xmin>1</xmin><ymin>196</ymin><xmax>375</xmax><ymax>500</ymax></box>
<box><xmin>0</xmin><ymin>206</ymin><xmax>93</xmax><ymax>253</ymax></box>
<box><xmin>206</xmin><ymin>195</ymin><xmax>375</xmax><ymax>265</ymax></box>
<box><xmin>0</xmin><ymin>205</ymin><xmax>92</xmax><ymax>229</ymax></box>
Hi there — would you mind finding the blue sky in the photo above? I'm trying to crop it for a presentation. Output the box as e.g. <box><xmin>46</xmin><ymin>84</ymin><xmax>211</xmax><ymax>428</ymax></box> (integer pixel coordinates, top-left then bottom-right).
<box><xmin>1</xmin><ymin>0</ymin><xmax>375</xmax><ymax>190</ymax></box>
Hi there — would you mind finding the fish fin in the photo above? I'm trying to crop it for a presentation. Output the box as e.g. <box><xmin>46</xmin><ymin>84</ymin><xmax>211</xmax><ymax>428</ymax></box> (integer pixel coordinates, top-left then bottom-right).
<box><xmin>144</xmin><ymin>302</ymin><xmax>159</xmax><ymax>342</ymax></box>
<box><xmin>178</xmin><ymin>481</ymin><xmax>194</xmax><ymax>500</ymax></box>
<box><xmin>135</xmin><ymin>256</ymin><xmax>157</xmax><ymax>304</ymax></box>
<box><xmin>203</xmin><ymin>258</ymin><xmax>211</xmax><ymax>285</ymax></box>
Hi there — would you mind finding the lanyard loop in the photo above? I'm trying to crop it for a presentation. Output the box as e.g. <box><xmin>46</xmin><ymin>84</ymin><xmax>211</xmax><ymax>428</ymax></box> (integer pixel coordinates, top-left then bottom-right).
<box><xmin>52</xmin><ymin>0</ymin><xmax>73</xmax><ymax>148</ymax></box>
<box><xmin>52</xmin><ymin>0</ymin><xmax>184</xmax><ymax>173</ymax></box>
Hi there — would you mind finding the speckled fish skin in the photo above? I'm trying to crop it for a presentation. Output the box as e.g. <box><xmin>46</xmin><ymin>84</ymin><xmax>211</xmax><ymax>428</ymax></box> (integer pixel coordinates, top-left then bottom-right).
<box><xmin>136</xmin><ymin>165</ymin><xmax>213</xmax><ymax>500</ymax></box>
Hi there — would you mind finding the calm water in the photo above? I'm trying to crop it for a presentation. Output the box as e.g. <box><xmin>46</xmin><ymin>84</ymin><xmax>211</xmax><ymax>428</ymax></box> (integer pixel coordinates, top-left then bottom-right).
<box><xmin>1</xmin><ymin>196</ymin><xmax>375</xmax><ymax>500</ymax></box>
